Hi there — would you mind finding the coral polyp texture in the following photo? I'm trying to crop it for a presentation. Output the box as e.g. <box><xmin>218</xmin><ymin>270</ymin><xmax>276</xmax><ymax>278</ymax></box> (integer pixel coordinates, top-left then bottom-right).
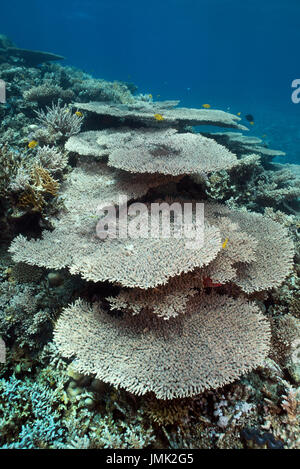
<box><xmin>54</xmin><ymin>295</ymin><xmax>271</xmax><ymax>399</ymax></box>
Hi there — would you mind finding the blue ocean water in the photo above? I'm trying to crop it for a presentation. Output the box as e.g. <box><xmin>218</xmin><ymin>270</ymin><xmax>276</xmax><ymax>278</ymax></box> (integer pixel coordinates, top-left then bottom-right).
<box><xmin>1</xmin><ymin>0</ymin><xmax>300</xmax><ymax>163</ymax></box>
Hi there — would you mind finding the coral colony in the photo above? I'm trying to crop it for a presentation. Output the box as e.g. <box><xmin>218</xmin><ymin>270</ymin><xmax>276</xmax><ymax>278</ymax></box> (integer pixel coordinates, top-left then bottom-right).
<box><xmin>0</xmin><ymin>34</ymin><xmax>299</xmax><ymax>449</ymax></box>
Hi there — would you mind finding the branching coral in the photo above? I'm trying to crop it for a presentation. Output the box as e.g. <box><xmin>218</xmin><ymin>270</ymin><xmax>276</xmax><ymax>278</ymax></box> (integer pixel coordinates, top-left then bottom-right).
<box><xmin>9</xmin><ymin>167</ymin><xmax>31</xmax><ymax>193</ymax></box>
<box><xmin>0</xmin><ymin>375</ymin><xmax>65</xmax><ymax>449</ymax></box>
<box><xmin>31</xmin><ymin>166</ymin><xmax>59</xmax><ymax>197</ymax></box>
<box><xmin>35</xmin><ymin>146</ymin><xmax>69</xmax><ymax>175</ymax></box>
<box><xmin>35</xmin><ymin>101</ymin><xmax>84</xmax><ymax>141</ymax></box>
<box><xmin>15</xmin><ymin>166</ymin><xmax>60</xmax><ymax>212</ymax></box>
<box><xmin>143</xmin><ymin>396</ymin><xmax>190</xmax><ymax>426</ymax></box>
<box><xmin>17</xmin><ymin>186</ymin><xmax>45</xmax><ymax>212</ymax></box>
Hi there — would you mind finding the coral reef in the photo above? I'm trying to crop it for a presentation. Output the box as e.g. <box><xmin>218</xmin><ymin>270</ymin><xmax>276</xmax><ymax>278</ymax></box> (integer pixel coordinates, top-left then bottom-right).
<box><xmin>9</xmin><ymin>88</ymin><xmax>294</xmax><ymax>405</ymax></box>
<box><xmin>0</xmin><ymin>33</ymin><xmax>299</xmax><ymax>450</ymax></box>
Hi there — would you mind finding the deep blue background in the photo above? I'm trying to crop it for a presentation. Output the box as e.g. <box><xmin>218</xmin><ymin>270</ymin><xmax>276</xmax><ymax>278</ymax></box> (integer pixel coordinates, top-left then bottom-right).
<box><xmin>1</xmin><ymin>0</ymin><xmax>300</xmax><ymax>163</ymax></box>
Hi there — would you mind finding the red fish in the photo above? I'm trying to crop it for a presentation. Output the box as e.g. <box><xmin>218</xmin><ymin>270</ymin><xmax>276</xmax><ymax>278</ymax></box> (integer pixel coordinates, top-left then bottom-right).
<box><xmin>203</xmin><ymin>277</ymin><xmax>223</xmax><ymax>288</ymax></box>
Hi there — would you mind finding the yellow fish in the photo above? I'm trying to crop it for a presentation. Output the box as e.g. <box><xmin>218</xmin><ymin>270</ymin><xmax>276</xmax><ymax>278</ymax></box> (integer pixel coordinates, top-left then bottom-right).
<box><xmin>249</xmin><ymin>121</ymin><xmax>254</xmax><ymax>125</ymax></box>
<box><xmin>28</xmin><ymin>140</ymin><xmax>38</xmax><ymax>149</ymax></box>
<box><xmin>222</xmin><ymin>238</ymin><xmax>229</xmax><ymax>249</ymax></box>
<box><xmin>262</xmin><ymin>134</ymin><xmax>267</xmax><ymax>138</ymax></box>
<box><xmin>237</xmin><ymin>112</ymin><xmax>241</xmax><ymax>116</ymax></box>
<box><xmin>75</xmin><ymin>111</ymin><xmax>83</xmax><ymax>117</ymax></box>
<box><xmin>202</xmin><ymin>104</ymin><xmax>211</xmax><ymax>109</ymax></box>
<box><xmin>154</xmin><ymin>113</ymin><xmax>164</xmax><ymax>121</ymax></box>
<box><xmin>148</xmin><ymin>94</ymin><xmax>153</xmax><ymax>99</ymax></box>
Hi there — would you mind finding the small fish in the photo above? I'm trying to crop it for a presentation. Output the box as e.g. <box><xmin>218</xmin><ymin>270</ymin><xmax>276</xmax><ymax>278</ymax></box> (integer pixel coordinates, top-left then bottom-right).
<box><xmin>262</xmin><ymin>134</ymin><xmax>267</xmax><ymax>138</ymax></box>
<box><xmin>203</xmin><ymin>277</ymin><xmax>223</xmax><ymax>288</ymax></box>
<box><xmin>245</xmin><ymin>114</ymin><xmax>254</xmax><ymax>122</ymax></box>
<box><xmin>222</xmin><ymin>238</ymin><xmax>229</xmax><ymax>249</ymax></box>
<box><xmin>154</xmin><ymin>113</ymin><xmax>164</xmax><ymax>121</ymax></box>
<box><xmin>156</xmin><ymin>94</ymin><xmax>161</xmax><ymax>98</ymax></box>
<box><xmin>28</xmin><ymin>140</ymin><xmax>38</xmax><ymax>149</ymax></box>
<box><xmin>249</xmin><ymin>121</ymin><xmax>254</xmax><ymax>125</ymax></box>
<box><xmin>202</xmin><ymin>104</ymin><xmax>211</xmax><ymax>109</ymax></box>
<box><xmin>75</xmin><ymin>111</ymin><xmax>83</xmax><ymax>117</ymax></box>
<box><xmin>148</xmin><ymin>94</ymin><xmax>153</xmax><ymax>99</ymax></box>
<box><xmin>237</xmin><ymin>112</ymin><xmax>241</xmax><ymax>116</ymax></box>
